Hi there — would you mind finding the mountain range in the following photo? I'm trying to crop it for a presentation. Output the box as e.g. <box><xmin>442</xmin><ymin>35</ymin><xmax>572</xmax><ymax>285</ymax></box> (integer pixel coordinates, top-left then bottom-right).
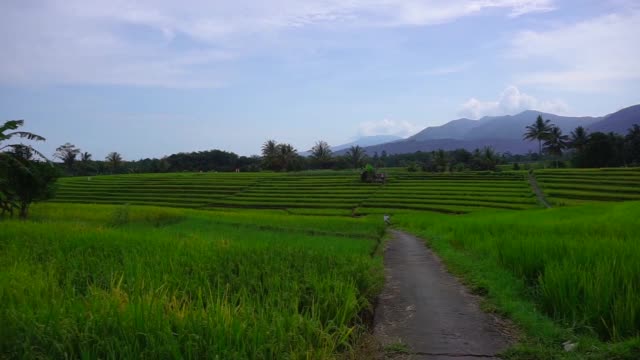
<box><xmin>339</xmin><ymin>104</ymin><xmax>640</xmax><ymax>155</ymax></box>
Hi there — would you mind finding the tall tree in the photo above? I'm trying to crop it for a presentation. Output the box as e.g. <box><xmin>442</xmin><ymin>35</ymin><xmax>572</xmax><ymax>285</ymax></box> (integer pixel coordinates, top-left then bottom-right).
<box><xmin>569</xmin><ymin>126</ymin><xmax>588</xmax><ymax>153</ymax></box>
<box><xmin>105</xmin><ymin>152</ymin><xmax>123</xmax><ymax>172</ymax></box>
<box><xmin>543</xmin><ymin>126</ymin><xmax>569</xmax><ymax>168</ymax></box>
<box><xmin>310</xmin><ymin>140</ymin><xmax>332</xmax><ymax>169</ymax></box>
<box><xmin>276</xmin><ymin>143</ymin><xmax>297</xmax><ymax>171</ymax></box>
<box><xmin>433</xmin><ymin>149</ymin><xmax>448</xmax><ymax>172</ymax></box>
<box><xmin>1</xmin><ymin>120</ymin><xmax>56</xmax><ymax>218</ymax></box>
<box><xmin>261</xmin><ymin>139</ymin><xmax>279</xmax><ymax>171</ymax></box>
<box><xmin>345</xmin><ymin>145</ymin><xmax>365</xmax><ymax>169</ymax></box>
<box><xmin>625</xmin><ymin>124</ymin><xmax>640</xmax><ymax>165</ymax></box>
<box><xmin>81</xmin><ymin>151</ymin><xmax>92</xmax><ymax>162</ymax></box>
<box><xmin>523</xmin><ymin>115</ymin><xmax>552</xmax><ymax>156</ymax></box>
<box><xmin>54</xmin><ymin>143</ymin><xmax>81</xmax><ymax>172</ymax></box>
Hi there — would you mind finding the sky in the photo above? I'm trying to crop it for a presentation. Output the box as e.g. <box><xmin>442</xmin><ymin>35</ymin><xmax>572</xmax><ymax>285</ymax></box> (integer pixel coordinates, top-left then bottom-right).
<box><xmin>1</xmin><ymin>0</ymin><xmax>639</xmax><ymax>159</ymax></box>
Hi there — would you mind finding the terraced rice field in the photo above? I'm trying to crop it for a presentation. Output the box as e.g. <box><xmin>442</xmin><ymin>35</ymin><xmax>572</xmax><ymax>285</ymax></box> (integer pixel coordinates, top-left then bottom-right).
<box><xmin>53</xmin><ymin>171</ymin><xmax>538</xmax><ymax>214</ymax></box>
<box><xmin>535</xmin><ymin>168</ymin><xmax>640</xmax><ymax>205</ymax></box>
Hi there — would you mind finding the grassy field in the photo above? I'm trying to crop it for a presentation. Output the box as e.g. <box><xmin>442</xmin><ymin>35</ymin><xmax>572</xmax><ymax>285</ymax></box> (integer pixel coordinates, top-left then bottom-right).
<box><xmin>3</xmin><ymin>167</ymin><xmax>640</xmax><ymax>358</ymax></box>
<box><xmin>0</xmin><ymin>203</ymin><xmax>384</xmax><ymax>359</ymax></box>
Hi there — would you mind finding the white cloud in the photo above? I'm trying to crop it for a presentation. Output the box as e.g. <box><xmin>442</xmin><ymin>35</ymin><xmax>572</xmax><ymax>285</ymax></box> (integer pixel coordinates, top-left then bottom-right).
<box><xmin>358</xmin><ymin>119</ymin><xmax>422</xmax><ymax>137</ymax></box>
<box><xmin>510</xmin><ymin>11</ymin><xmax>640</xmax><ymax>91</ymax></box>
<box><xmin>459</xmin><ymin>86</ymin><xmax>568</xmax><ymax>119</ymax></box>
<box><xmin>0</xmin><ymin>0</ymin><xmax>554</xmax><ymax>87</ymax></box>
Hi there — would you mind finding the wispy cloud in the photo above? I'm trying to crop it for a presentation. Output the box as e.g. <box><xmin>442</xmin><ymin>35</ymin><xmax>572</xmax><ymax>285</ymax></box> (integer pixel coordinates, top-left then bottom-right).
<box><xmin>459</xmin><ymin>86</ymin><xmax>568</xmax><ymax>119</ymax></box>
<box><xmin>510</xmin><ymin>11</ymin><xmax>640</xmax><ymax>91</ymax></box>
<box><xmin>0</xmin><ymin>0</ymin><xmax>554</xmax><ymax>87</ymax></box>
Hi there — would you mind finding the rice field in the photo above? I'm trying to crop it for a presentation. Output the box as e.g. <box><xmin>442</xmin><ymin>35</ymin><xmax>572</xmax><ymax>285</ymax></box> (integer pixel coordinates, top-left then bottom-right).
<box><xmin>394</xmin><ymin>201</ymin><xmax>640</xmax><ymax>342</ymax></box>
<box><xmin>534</xmin><ymin>168</ymin><xmax>640</xmax><ymax>205</ymax></box>
<box><xmin>53</xmin><ymin>171</ymin><xmax>538</xmax><ymax>214</ymax></box>
<box><xmin>4</xmin><ymin>167</ymin><xmax>640</xmax><ymax>358</ymax></box>
<box><xmin>0</xmin><ymin>203</ymin><xmax>384</xmax><ymax>359</ymax></box>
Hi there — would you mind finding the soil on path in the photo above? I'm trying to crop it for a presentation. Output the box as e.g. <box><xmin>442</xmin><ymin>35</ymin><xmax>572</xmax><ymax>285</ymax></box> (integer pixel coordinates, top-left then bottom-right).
<box><xmin>373</xmin><ymin>230</ymin><xmax>513</xmax><ymax>359</ymax></box>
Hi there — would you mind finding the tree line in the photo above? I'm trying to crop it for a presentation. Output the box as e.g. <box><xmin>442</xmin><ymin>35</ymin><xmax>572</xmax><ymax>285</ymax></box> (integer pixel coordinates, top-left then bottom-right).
<box><xmin>523</xmin><ymin>115</ymin><xmax>640</xmax><ymax>168</ymax></box>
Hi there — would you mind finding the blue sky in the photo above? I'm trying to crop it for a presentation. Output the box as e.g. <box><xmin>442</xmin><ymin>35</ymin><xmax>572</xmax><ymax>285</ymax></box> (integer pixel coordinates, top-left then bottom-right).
<box><xmin>1</xmin><ymin>0</ymin><xmax>639</xmax><ymax>159</ymax></box>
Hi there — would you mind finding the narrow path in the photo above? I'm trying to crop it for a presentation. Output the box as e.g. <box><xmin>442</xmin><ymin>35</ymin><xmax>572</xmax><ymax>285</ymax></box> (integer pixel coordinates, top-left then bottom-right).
<box><xmin>527</xmin><ymin>172</ymin><xmax>552</xmax><ymax>208</ymax></box>
<box><xmin>374</xmin><ymin>230</ymin><xmax>513</xmax><ymax>359</ymax></box>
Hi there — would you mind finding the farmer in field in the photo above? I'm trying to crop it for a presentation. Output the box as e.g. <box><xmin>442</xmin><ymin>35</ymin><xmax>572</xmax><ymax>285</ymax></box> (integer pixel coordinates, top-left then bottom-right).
<box><xmin>383</xmin><ymin>214</ymin><xmax>391</xmax><ymax>225</ymax></box>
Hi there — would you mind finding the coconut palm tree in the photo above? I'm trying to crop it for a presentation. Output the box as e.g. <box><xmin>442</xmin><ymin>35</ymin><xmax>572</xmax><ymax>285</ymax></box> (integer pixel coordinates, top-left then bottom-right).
<box><xmin>261</xmin><ymin>139</ymin><xmax>279</xmax><ymax>170</ymax></box>
<box><xmin>310</xmin><ymin>140</ymin><xmax>332</xmax><ymax>168</ymax></box>
<box><xmin>523</xmin><ymin>115</ymin><xmax>552</xmax><ymax>156</ymax></box>
<box><xmin>569</xmin><ymin>126</ymin><xmax>588</xmax><ymax>153</ymax></box>
<box><xmin>105</xmin><ymin>152</ymin><xmax>123</xmax><ymax>171</ymax></box>
<box><xmin>345</xmin><ymin>145</ymin><xmax>365</xmax><ymax>169</ymax></box>
<box><xmin>543</xmin><ymin>126</ymin><xmax>569</xmax><ymax>168</ymax></box>
<box><xmin>276</xmin><ymin>143</ymin><xmax>297</xmax><ymax>171</ymax></box>
<box><xmin>81</xmin><ymin>152</ymin><xmax>92</xmax><ymax>162</ymax></box>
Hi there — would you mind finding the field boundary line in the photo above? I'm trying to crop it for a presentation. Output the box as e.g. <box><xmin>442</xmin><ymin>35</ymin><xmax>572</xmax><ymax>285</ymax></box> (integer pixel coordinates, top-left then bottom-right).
<box><xmin>528</xmin><ymin>172</ymin><xmax>551</xmax><ymax>208</ymax></box>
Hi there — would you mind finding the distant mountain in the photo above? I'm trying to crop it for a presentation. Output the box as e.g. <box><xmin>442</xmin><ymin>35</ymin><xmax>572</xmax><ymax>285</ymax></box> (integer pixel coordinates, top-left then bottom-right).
<box><xmin>332</xmin><ymin>135</ymin><xmax>402</xmax><ymax>152</ymax></box>
<box><xmin>355</xmin><ymin>105</ymin><xmax>639</xmax><ymax>155</ymax></box>
<box><xmin>588</xmin><ymin>105</ymin><xmax>640</xmax><ymax>134</ymax></box>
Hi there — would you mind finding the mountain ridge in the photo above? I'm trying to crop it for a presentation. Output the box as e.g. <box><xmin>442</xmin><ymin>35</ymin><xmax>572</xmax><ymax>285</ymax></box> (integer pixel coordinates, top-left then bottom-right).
<box><xmin>354</xmin><ymin>104</ymin><xmax>640</xmax><ymax>155</ymax></box>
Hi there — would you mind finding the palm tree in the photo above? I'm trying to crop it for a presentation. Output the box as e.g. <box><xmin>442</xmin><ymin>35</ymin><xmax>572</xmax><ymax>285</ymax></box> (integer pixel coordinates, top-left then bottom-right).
<box><xmin>54</xmin><ymin>143</ymin><xmax>81</xmax><ymax>171</ymax></box>
<box><xmin>276</xmin><ymin>143</ymin><xmax>297</xmax><ymax>171</ymax></box>
<box><xmin>261</xmin><ymin>139</ymin><xmax>278</xmax><ymax>170</ymax></box>
<box><xmin>105</xmin><ymin>152</ymin><xmax>123</xmax><ymax>171</ymax></box>
<box><xmin>569</xmin><ymin>126</ymin><xmax>588</xmax><ymax>153</ymax></box>
<box><xmin>81</xmin><ymin>152</ymin><xmax>92</xmax><ymax>162</ymax></box>
<box><xmin>523</xmin><ymin>115</ymin><xmax>552</xmax><ymax>156</ymax></box>
<box><xmin>345</xmin><ymin>145</ymin><xmax>365</xmax><ymax>169</ymax></box>
<box><xmin>543</xmin><ymin>126</ymin><xmax>569</xmax><ymax>168</ymax></box>
<box><xmin>0</xmin><ymin>120</ymin><xmax>46</xmax><ymax>154</ymax></box>
<box><xmin>310</xmin><ymin>140</ymin><xmax>332</xmax><ymax>168</ymax></box>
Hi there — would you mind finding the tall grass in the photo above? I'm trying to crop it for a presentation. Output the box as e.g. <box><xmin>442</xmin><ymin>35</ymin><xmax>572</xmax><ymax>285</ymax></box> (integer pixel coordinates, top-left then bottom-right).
<box><xmin>395</xmin><ymin>201</ymin><xmax>640</xmax><ymax>341</ymax></box>
<box><xmin>0</xmin><ymin>204</ymin><xmax>384</xmax><ymax>359</ymax></box>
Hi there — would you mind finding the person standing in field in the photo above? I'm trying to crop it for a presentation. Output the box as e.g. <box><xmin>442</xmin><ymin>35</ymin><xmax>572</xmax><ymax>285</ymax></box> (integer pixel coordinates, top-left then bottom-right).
<box><xmin>383</xmin><ymin>214</ymin><xmax>391</xmax><ymax>225</ymax></box>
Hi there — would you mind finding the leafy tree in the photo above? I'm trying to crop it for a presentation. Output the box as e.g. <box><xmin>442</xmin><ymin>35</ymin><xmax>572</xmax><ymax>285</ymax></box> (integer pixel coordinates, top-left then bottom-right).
<box><xmin>54</xmin><ymin>142</ymin><xmax>81</xmax><ymax>172</ymax></box>
<box><xmin>433</xmin><ymin>149</ymin><xmax>449</xmax><ymax>172</ymax></box>
<box><xmin>1</xmin><ymin>121</ymin><xmax>56</xmax><ymax>218</ymax></box>
<box><xmin>4</xmin><ymin>151</ymin><xmax>58</xmax><ymax>218</ymax></box>
<box><xmin>580</xmin><ymin>132</ymin><xmax>625</xmax><ymax>168</ymax></box>
<box><xmin>523</xmin><ymin>115</ymin><xmax>552</xmax><ymax>156</ymax></box>
<box><xmin>310</xmin><ymin>140</ymin><xmax>333</xmax><ymax>169</ymax></box>
<box><xmin>276</xmin><ymin>143</ymin><xmax>297</xmax><ymax>171</ymax></box>
<box><xmin>624</xmin><ymin>124</ymin><xmax>640</xmax><ymax>165</ymax></box>
<box><xmin>105</xmin><ymin>152</ymin><xmax>123</xmax><ymax>172</ymax></box>
<box><xmin>345</xmin><ymin>145</ymin><xmax>366</xmax><ymax>169</ymax></box>
<box><xmin>569</xmin><ymin>126</ymin><xmax>588</xmax><ymax>153</ymax></box>
<box><xmin>81</xmin><ymin>152</ymin><xmax>92</xmax><ymax>162</ymax></box>
<box><xmin>543</xmin><ymin>126</ymin><xmax>569</xmax><ymax>168</ymax></box>
<box><xmin>261</xmin><ymin>139</ymin><xmax>279</xmax><ymax>171</ymax></box>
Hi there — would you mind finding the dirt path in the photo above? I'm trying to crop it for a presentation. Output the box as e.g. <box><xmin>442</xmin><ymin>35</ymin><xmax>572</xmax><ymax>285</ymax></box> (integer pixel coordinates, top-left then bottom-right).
<box><xmin>373</xmin><ymin>230</ymin><xmax>513</xmax><ymax>359</ymax></box>
<box><xmin>527</xmin><ymin>173</ymin><xmax>552</xmax><ymax>208</ymax></box>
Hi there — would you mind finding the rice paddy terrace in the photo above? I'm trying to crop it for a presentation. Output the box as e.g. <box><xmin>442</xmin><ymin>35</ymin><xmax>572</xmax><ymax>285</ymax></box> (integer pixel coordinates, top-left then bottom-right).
<box><xmin>53</xmin><ymin>171</ymin><xmax>539</xmax><ymax>214</ymax></box>
<box><xmin>52</xmin><ymin>168</ymin><xmax>640</xmax><ymax>213</ymax></box>
<box><xmin>535</xmin><ymin>168</ymin><xmax>640</xmax><ymax>205</ymax></box>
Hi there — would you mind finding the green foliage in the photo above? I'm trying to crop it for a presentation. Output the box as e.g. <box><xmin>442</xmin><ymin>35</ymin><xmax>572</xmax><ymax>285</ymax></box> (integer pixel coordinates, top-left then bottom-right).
<box><xmin>0</xmin><ymin>203</ymin><xmax>383</xmax><ymax>359</ymax></box>
<box><xmin>395</xmin><ymin>202</ymin><xmax>640</xmax><ymax>341</ymax></box>
<box><xmin>523</xmin><ymin>115</ymin><xmax>552</xmax><ymax>156</ymax></box>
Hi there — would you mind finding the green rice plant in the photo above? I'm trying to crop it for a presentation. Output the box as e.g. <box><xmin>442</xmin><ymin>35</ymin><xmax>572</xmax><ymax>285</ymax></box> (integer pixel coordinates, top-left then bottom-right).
<box><xmin>394</xmin><ymin>201</ymin><xmax>640</xmax><ymax>341</ymax></box>
<box><xmin>0</xmin><ymin>203</ymin><xmax>384</xmax><ymax>359</ymax></box>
